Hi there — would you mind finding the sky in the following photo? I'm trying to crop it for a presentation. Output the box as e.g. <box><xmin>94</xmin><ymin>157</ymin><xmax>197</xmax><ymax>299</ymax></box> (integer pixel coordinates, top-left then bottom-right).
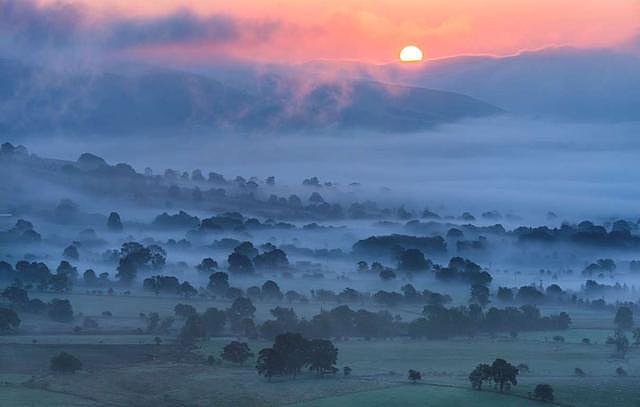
<box><xmin>2</xmin><ymin>0</ymin><xmax>639</xmax><ymax>64</ymax></box>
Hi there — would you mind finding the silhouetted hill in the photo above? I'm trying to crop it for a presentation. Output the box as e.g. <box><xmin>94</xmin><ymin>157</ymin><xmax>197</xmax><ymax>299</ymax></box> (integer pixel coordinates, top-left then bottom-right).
<box><xmin>0</xmin><ymin>59</ymin><xmax>501</xmax><ymax>135</ymax></box>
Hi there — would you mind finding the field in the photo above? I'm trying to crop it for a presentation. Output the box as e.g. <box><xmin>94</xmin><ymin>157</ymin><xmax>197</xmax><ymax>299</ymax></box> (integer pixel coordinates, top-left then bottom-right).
<box><xmin>1</xmin><ymin>321</ymin><xmax>638</xmax><ymax>406</ymax></box>
<box><xmin>295</xmin><ymin>385</ymin><xmax>542</xmax><ymax>407</ymax></box>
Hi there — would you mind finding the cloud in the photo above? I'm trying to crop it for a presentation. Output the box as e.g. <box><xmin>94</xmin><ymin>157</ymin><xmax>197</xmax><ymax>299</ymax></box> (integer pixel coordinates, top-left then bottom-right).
<box><xmin>104</xmin><ymin>10</ymin><xmax>282</xmax><ymax>50</ymax></box>
<box><xmin>106</xmin><ymin>11</ymin><xmax>238</xmax><ymax>49</ymax></box>
<box><xmin>0</xmin><ymin>0</ymin><xmax>280</xmax><ymax>61</ymax></box>
<box><xmin>0</xmin><ymin>0</ymin><xmax>85</xmax><ymax>48</ymax></box>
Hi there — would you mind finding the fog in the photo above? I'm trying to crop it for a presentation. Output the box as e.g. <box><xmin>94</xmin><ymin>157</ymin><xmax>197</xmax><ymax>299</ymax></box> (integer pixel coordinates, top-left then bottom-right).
<box><xmin>19</xmin><ymin>116</ymin><xmax>640</xmax><ymax>221</ymax></box>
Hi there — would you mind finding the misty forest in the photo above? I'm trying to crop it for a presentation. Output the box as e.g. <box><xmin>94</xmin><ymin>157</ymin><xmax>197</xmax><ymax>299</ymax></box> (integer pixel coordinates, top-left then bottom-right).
<box><xmin>2</xmin><ymin>1</ymin><xmax>640</xmax><ymax>406</ymax></box>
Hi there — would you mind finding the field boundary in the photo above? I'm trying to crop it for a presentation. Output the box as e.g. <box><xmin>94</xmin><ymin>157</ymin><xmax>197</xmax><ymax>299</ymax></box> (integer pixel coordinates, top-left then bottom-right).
<box><xmin>286</xmin><ymin>378</ymin><xmax>577</xmax><ymax>407</ymax></box>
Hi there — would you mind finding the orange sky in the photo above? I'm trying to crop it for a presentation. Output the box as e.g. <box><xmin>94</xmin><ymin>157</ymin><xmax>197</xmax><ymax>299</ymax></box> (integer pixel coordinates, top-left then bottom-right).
<box><xmin>39</xmin><ymin>0</ymin><xmax>640</xmax><ymax>63</ymax></box>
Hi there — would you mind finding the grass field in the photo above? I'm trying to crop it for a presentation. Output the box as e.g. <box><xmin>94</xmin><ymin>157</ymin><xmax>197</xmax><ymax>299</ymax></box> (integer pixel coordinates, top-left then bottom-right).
<box><xmin>293</xmin><ymin>384</ymin><xmax>542</xmax><ymax>407</ymax></box>
<box><xmin>0</xmin><ymin>292</ymin><xmax>637</xmax><ymax>406</ymax></box>
<box><xmin>0</xmin><ymin>387</ymin><xmax>99</xmax><ymax>407</ymax></box>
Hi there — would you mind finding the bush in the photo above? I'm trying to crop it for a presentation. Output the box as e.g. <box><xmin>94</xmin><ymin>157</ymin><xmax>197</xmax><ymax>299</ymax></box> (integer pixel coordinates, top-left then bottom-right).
<box><xmin>533</xmin><ymin>384</ymin><xmax>554</xmax><ymax>402</ymax></box>
<box><xmin>48</xmin><ymin>299</ymin><xmax>73</xmax><ymax>322</ymax></box>
<box><xmin>408</xmin><ymin>369</ymin><xmax>422</xmax><ymax>383</ymax></box>
<box><xmin>50</xmin><ymin>352</ymin><xmax>82</xmax><ymax>373</ymax></box>
<box><xmin>0</xmin><ymin>307</ymin><xmax>20</xmax><ymax>333</ymax></box>
<box><xmin>220</xmin><ymin>341</ymin><xmax>253</xmax><ymax>364</ymax></box>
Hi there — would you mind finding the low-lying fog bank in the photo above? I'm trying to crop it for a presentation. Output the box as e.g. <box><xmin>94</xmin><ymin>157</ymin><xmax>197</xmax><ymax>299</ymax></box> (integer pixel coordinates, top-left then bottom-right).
<box><xmin>19</xmin><ymin>117</ymin><xmax>640</xmax><ymax>222</ymax></box>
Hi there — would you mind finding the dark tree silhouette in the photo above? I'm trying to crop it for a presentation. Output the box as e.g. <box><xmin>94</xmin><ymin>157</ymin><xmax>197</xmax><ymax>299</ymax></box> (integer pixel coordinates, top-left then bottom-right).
<box><xmin>179</xmin><ymin>314</ymin><xmax>205</xmax><ymax>344</ymax></box>
<box><xmin>221</xmin><ymin>341</ymin><xmax>253</xmax><ymax>364</ymax></box>
<box><xmin>0</xmin><ymin>307</ymin><xmax>20</xmax><ymax>333</ymax></box>
<box><xmin>397</xmin><ymin>249</ymin><xmax>431</xmax><ymax>272</ymax></box>
<box><xmin>228</xmin><ymin>252</ymin><xmax>254</xmax><ymax>273</ymax></box>
<box><xmin>533</xmin><ymin>384</ymin><xmax>554</xmax><ymax>402</ymax></box>
<box><xmin>307</xmin><ymin>339</ymin><xmax>338</xmax><ymax>375</ymax></box>
<box><xmin>256</xmin><ymin>333</ymin><xmax>337</xmax><ymax>380</ymax></box>
<box><xmin>408</xmin><ymin>369</ymin><xmax>422</xmax><ymax>383</ymax></box>
<box><xmin>470</xmin><ymin>284</ymin><xmax>490</xmax><ymax>307</ymax></box>
<box><xmin>63</xmin><ymin>245</ymin><xmax>79</xmax><ymax>260</ymax></box>
<box><xmin>107</xmin><ymin>212</ymin><xmax>123</xmax><ymax>231</ymax></box>
<box><xmin>2</xmin><ymin>287</ymin><xmax>28</xmax><ymax>307</ymax></box>
<box><xmin>208</xmin><ymin>272</ymin><xmax>230</xmax><ymax>295</ymax></box>
<box><xmin>256</xmin><ymin>348</ymin><xmax>283</xmax><ymax>380</ymax></box>
<box><xmin>343</xmin><ymin>366</ymin><xmax>352</xmax><ymax>376</ymax></box>
<box><xmin>254</xmin><ymin>249</ymin><xmax>289</xmax><ymax>270</ymax></box>
<box><xmin>202</xmin><ymin>307</ymin><xmax>226</xmax><ymax>336</ymax></box>
<box><xmin>227</xmin><ymin>297</ymin><xmax>256</xmax><ymax>334</ymax></box>
<box><xmin>614</xmin><ymin>306</ymin><xmax>633</xmax><ymax>330</ymax></box>
<box><xmin>491</xmin><ymin>358</ymin><xmax>519</xmax><ymax>392</ymax></box>
<box><xmin>51</xmin><ymin>352</ymin><xmax>82</xmax><ymax>373</ymax></box>
<box><xmin>174</xmin><ymin>303</ymin><xmax>197</xmax><ymax>318</ymax></box>
<box><xmin>262</xmin><ymin>280</ymin><xmax>284</xmax><ymax>301</ymax></box>
<box><xmin>83</xmin><ymin>269</ymin><xmax>97</xmax><ymax>285</ymax></box>
<box><xmin>469</xmin><ymin>363</ymin><xmax>492</xmax><ymax>390</ymax></box>
<box><xmin>197</xmin><ymin>258</ymin><xmax>218</xmax><ymax>273</ymax></box>
<box><xmin>272</xmin><ymin>333</ymin><xmax>308</xmax><ymax>378</ymax></box>
<box><xmin>610</xmin><ymin>330</ymin><xmax>630</xmax><ymax>355</ymax></box>
<box><xmin>48</xmin><ymin>299</ymin><xmax>73</xmax><ymax>322</ymax></box>
<box><xmin>379</xmin><ymin>268</ymin><xmax>396</xmax><ymax>280</ymax></box>
<box><xmin>496</xmin><ymin>287</ymin><xmax>514</xmax><ymax>303</ymax></box>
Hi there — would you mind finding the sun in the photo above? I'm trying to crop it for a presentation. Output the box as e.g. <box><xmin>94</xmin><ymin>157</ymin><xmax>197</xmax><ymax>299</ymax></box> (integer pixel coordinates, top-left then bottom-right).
<box><xmin>399</xmin><ymin>45</ymin><xmax>423</xmax><ymax>62</ymax></box>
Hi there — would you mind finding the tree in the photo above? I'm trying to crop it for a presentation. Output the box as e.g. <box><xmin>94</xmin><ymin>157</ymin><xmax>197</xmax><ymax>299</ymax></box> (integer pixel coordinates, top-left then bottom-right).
<box><xmin>107</xmin><ymin>212</ymin><xmax>123</xmax><ymax>231</ymax></box>
<box><xmin>256</xmin><ymin>348</ymin><xmax>283</xmax><ymax>380</ymax></box>
<box><xmin>273</xmin><ymin>333</ymin><xmax>309</xmax><ymax>378</ymax></box>
<box><xmin>408</xmin><ymin>369</ymin><xmax>422</xmax><ymax>383</ymax></box>
<box><xmin>208</xmin><ymin>272</ymin><xmax>229</xmax><ymax>295</ymax></box>
<box><xmin>254</xmin><ymin>249</ymin><xmax>289</xmax><ymax>270</ymax></box>
<box><xmin>610</xmin><ymin>330</ymin><xmax>630</xmax><ymax>355</ymax></box>
<box><xmin>178</xmin><ymin>281</ymin><xmax>197</xmax><ymax>298</ymax></box>
<box><xmin>48</xmin><ymin>299</ymin><xmax>73</xmax><ymax>322</ymax></box>
<box><xmin>0</xmin><ymin>307</ymin><xmax>20</xmax><ymax>333</ymax></box>
<box><xmin>51</xmin><ymin>352</ymin><xmax>82</xmax><ymax>373</ymax></box>
<box><xmin>574</xmin><ymin>368</ymin><xmax>585</xmax><ymax>377</ymax></box>
<box><xmin>82</xmin><ymin>317</ymin><xmax>98</xmax><ymax>329</ymax></box>
<box><xmin>228</xmin><ymin>252</ymin><xmax>254</xmax><ymax>273</ymax></box>
<box><xmin>343</xmin><ymin>366</ymin><xmax>352</xmax><ymax>376</ymax></box>
<box><xmin>51</xmin><ymin>261</ymin><xmax>77</xmax><ymax>292</ymax></box>
<box><xmin>234</xmin><ymin>242</ymin><xmax>258</xmax><ymax>258</ymax></box>
<box><xmin>63</xmin><ymin>245</ymin><xmax>79</xmax><ymax>260</ymax></box>
<box><xmin>202</xmin><ymin>307</ymin><xmax>226</xmax><ymax>336</ymax></box>
<box><xmin>197</xmin><ymin>258</ymin><xmax>218</xmax><ymax>273</ymax></box>
<box><xmin>227</xmin><ymin>297</ymin><xmax>256</xmax><ymax>334</ymax></box>
<box><xmin>614</xmin><ymin>306</ymin><xmax>633</xmax><ymax>330</ymax></box>
<box><xmin>83</xmin><ymin>269</ymin><xmax>98</xmax><ymax>285</ymax></box>
<box><xmin>146</xmin><ymin>312</ymin><xmax>160</xmax><ymax>333</ymax></box>
<box><xmin>174</xmin><ymin>303</ymin><xmax>197</xmax><ymax>318</ymax></box>
<box><xmin>179</xmin><ymin>314</ymin><xmax>205</xmax><ymax>344</ymax></box>
<box><xmin>633</xmin><ymin>328</ymin><xmax>640</xmax><ymax>345</ymax></box>
<box><xmin>490</xmin><ymin>358</ymin><xmax>519</xmax><ymax>392</ymax></box>
<box><xmin>307</xmin><ymin>339</ymin><xmax>338</xmax><ymax>375</ymax></box>
<box><xmin>2</xmin><ymin>287</ymin><xmax>28</xmax><ymax>307</ymax></box>
<box><xmin>256</xmin><ymin>333</ymin><xmax>316</xmax><ymax>380</ymax></box>
<box><xmin>262</xmin><ymin>280</ymin><xmax>284</xmax><ymax>301</ymax></box>
<box><xmin>469</xmin><ymin>363</ymin><xmax>492</xmax><ymax>390</ymax></box>
<box><xmin>379</xmin><ymin>268</ymin><xmax>396</xmax><ymax>281</ymax></box>
<box><xmin>116</xmin><ymin>242</ymin><xmax>166</xmax><ymax>284</ymax></box>
<box><xmin>470</xmin><ymin>284</ymin><xmax>490</xmax><ymax>307</ymax></box>
<box><xmin>397</xmin><ymin>249</ymin><xmax>431</xmax><ymax>272</ymax></box>
<box><xmin>533</xmin><ymin>384</ymin><xmax>554</xmax><ymax>402</ymax></box>
<box><xmin>221</xmin><ymin>341</ymin><xmax>253</xmax><ymax>364</ymax></box>
<box><xmin>496</xmin><ymin>287</ymin><xmax>514</xmax><ymax>303</ymax></box>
